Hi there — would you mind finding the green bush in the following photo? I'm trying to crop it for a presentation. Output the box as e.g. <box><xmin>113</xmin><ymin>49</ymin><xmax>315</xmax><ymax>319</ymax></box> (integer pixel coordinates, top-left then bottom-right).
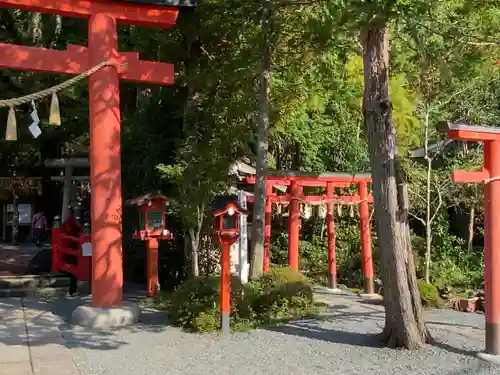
<box><xmin>251</xmin><ymin>267</ymin><xmax>314</xmax><ymax>322</ymax></box>
<box><xmin>169</xmin><ymin>275</ymin><xmax>249</xmax><ymax>332</ymax></box>
<box><xmin>165</xmin><ymin>267</ymin><xmax>317</xmax><ymax>332</ymax></box>
<box><xmin>418</xmin><ymin>279</ymin><xmax>442</xmax><ymax>308</ymax></box>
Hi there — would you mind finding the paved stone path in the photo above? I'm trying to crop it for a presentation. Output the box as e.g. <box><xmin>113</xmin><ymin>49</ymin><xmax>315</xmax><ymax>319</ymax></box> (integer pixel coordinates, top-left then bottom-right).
<box><xmin>0</xmin><ymin>298</ymin><xmax>78</xmax><ymax>375</ymax></box>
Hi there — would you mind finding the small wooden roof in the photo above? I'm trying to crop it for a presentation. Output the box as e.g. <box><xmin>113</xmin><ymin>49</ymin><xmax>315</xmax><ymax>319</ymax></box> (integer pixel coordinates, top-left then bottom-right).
<box><xmin>126</xmin><ymin>193</ymin><xmax>167</xmax><ymax>206</ymax></box>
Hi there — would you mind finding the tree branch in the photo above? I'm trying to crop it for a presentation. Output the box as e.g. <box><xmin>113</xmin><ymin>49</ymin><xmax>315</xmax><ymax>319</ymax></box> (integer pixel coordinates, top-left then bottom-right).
<box><xmin>429</xmin><ymin>176</ymin><xmax>443</xmax><ymax>225</ymax></box>
<box><xmin>408</xmin><ymin>211</ymin><xmax>426</xmax><ymax>226</ymax></box>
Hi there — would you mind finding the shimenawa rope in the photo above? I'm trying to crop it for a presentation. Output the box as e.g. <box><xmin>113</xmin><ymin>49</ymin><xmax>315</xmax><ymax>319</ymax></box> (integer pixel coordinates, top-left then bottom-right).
<box><xmin>0</xmin><ymin>60</ymin><xmax>123</xmax><ymax>108</ymax></box>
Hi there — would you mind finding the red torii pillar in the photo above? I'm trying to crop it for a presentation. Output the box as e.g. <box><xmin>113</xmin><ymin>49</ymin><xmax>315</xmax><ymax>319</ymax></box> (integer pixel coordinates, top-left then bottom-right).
<box><xmin>358</xmin><ymin>181</ymin><xmax>374</xmax><ymax>295</ymax></box>
<box><xmin>325</xmin><ymin>182</ymin><xmax>337</xmax><ymax>290</ymax></box>
<box><xmin>288</xmin><ymin>181</ymin><xmax>302</xmax><ymax>271</ymax></box>
<box><xmin>0</xmin><ymin>0</ymin><xmax>178</xmax><ymax>310</ymax></box>
<box><xmin>438</xmin><ymin>120</ymin><xmax>500</xmax><ymax>362</ymax></box>
<box><xmin>263</xmin><ymin>182</ymin><xmax>272</xmax><ymax>273</ymax></box>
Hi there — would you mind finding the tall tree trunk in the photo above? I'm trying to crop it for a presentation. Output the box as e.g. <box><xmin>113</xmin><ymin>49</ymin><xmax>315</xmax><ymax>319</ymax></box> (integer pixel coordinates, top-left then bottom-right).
<box><xmin>423</xmin><ymin>111</ymin><xmax>433</xmax><ymax>283</ymax></box>
<box><xmin>424</xmin><ymin>223</ymin><xmax>432</xmax><ymax>283</ymax></box>
<box><xmin>189</xmin><ymin>229</ymin><xmax>200</xmax><ymax>278</ymax></box>
<box><xmin>250</xmin><ymin>0</ymin><xmax>271</xmax><ymax>279</ymax></box>
<box><xmin>182</xmin><ymin>9</ymin><xmax>202</xmax><ymax>278</ymax></box>
<box><xmin>467</xmin><ymin>207</ymin><xmax>475</xmax><ymax>252</ymax></box>
<box><xmin>362</xmin><ymin>23</ymin><xmax>432</xmax><ymax>349</ymax></box>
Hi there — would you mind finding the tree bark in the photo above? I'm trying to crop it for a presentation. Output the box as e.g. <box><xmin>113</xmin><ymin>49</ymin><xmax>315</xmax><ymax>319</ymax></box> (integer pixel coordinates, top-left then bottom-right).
<box><xmin>181</xmin><ymin>8</ymin><xmax>202</xmax><ymax>279</ymax></box>
<box><xmin>250</xmin><ymin>0</ymin><xmax>271</xmax><ymax>279</ymax></box>
<box><xmin>362</xmin><ymin>23</ymin><xmax>432</xmax><ymax>350</ymax></box>
<box><xmin>467</xmin><ymin>207</ymin><xmax>475</xmax><ymax>252</ymax></box>
<box><xmin>189</xmin><ymin>228</ymin><xmax>200</xmax><ymax>278</ymax></box>
<box><xmin>423</xmin><ymin>110</ymin><xmax>433</xmax><ymax>283</ymax></box>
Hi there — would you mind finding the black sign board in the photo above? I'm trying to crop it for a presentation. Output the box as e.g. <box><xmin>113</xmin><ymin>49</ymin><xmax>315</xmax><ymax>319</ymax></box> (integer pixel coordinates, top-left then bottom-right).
<box><xmin>120</xmin><ymin>0</ymin><xmax>197</xmax><ymax>7</ymax></box>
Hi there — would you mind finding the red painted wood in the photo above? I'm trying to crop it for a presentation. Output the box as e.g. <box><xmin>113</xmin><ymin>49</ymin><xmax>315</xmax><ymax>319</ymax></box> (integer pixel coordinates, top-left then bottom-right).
<box><xmin>359</xmin><ymin>181</ymin><xmax>374</xmax><ymax>294</ymax></box>
<box><xmin>448</xmin><ymin>129</ymin><xmax>500</xmax><ymax>142</ymax></box>
<box><xmin>451</xmin><ymin>169</ymin><xmax>489</xmax><ymax>184</ymax></box>
<box><xmin>264</xmin><ymin>194</ymin><xmax>272</xmax><ymax>273</ymax></box>
<box><xmin>326</xmin><ymin>183</ymin><xmax>337</xmax><ymax>289</ymax></box>
<box><xmin>220</xmin><ymin>242</ymin><xmax>231</xmax><ymax>314</ymax></box>
<box><xmin>484</xmin><ymin>140</ymin><xmax>500</xmax><ymax>353</ymax></box>
<box><xmin>288</xmin><ymin>181</ymin><xmax>301</xmax><ymax>271</ymax></box>
<box><xmin>0</xmin><ymin>43</ymin><xmax>88</xmax><ymax>74</ymax></box>
<box><xmin>0</xmin><ymin>43</ymin><xmax>174</xmax><ymax>85</ymax></box>
<box><xmin>88</xmin><ymin>13</ymin><xmax>123</xmax><ymax>307</ymax></box>
<box><xmin>147</xmin><ymin>238</ymin><xmax>159</xmax><ymax>297</ymax></box>
<box><xmin>0</xmin><ymin>0</ymin><xmax>178</xmax><ymax>27</ymax></box>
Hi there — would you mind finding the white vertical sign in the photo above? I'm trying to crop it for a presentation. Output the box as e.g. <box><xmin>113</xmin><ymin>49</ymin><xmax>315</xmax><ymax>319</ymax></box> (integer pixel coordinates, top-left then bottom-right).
<box><xmin>238</xmin><ymin>190</ymin><xmax>249</xmax><ymax>284</ymax></box>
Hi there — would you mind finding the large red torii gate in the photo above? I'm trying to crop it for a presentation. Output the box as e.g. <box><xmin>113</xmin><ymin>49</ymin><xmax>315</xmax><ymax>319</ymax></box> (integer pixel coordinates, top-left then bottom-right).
<box><xmin>438</xmin><ymin>120</ymin><xmax>500</xmax><ymax>362</ymax></box>
<box><xmin>0</xmin><ymin>0</ymin><xmax>180</xmax><ymax>312</ymax></box>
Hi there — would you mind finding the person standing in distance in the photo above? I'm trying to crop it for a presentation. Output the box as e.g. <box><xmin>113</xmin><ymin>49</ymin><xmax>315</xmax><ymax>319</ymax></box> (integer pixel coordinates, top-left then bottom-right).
<box><xmin>32</xmin><ymin>211</ymin><xmax>47</xmax><ymax>247</ymax></box>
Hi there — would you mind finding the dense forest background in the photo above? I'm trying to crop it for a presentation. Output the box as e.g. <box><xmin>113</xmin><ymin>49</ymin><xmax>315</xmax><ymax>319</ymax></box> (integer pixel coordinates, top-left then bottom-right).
<box><xmin>1</xmin><ymin>1</ymin><xmax>499</xmax><ymax>291</ymax></box>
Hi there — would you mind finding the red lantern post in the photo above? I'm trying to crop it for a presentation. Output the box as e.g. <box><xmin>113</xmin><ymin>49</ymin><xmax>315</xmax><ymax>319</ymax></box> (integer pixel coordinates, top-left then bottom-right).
<box><xmin>130</xmin><ymin>194</ymin><xmax>172</xmax><ymax>298</ymax></box>
<box><xmin>212</xmin><ymin>202</ymin><xmax>247</xmax><ymax>332</ymax></box>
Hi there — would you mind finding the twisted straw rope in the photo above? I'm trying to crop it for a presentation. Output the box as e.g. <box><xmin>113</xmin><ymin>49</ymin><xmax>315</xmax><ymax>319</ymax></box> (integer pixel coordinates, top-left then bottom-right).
<box><xmin>274</xmin><ymin>196</ymin><xmax>375</xmax><ymax>219</ymax></box>
<box><xmin>0</xmin><ymin>60</ymin><xmax>124</xmax><ymax>108</ymax></box>
<box><xmin>484</xmin><ymin>176</ymin><xmax>500</xmax><ymax>184</ymax></box>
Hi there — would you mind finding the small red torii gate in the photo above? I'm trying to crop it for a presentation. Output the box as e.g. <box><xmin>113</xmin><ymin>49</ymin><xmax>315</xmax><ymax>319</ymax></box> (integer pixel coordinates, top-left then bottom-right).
<box><xmin>0</xmin><ymin>0</ymin><xmax>180</xmax><ymax>310</ymax></box>
<box><xmin>246</xmin><ymin>172</ymin><xmax>376</xmax><ymax>295</ymax></box>
<box><xmin>438</xmin><ymin>120</ymin><xmax>500</xmax><ymax>361</ymax></box>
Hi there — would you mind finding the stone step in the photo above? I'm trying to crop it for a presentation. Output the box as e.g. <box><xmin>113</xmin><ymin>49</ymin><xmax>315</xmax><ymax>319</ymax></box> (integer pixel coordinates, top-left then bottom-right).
<box><xmin>0</xmin><ymin>286</ymin><xmax>70</xmax><ymax>298</ymax></box>
<box><xmin>0</xmin><ymin>274</ymin><xmax>71</xmax><ymax>289</ymax></box>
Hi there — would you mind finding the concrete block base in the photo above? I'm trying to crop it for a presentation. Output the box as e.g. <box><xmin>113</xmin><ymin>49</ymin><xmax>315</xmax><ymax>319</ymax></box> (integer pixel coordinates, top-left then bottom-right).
<box><xmin>71</xmin><ymin>302</ymin><xmax>140</xmax><ymax>329</ymax></box>
<box><xmin>477</xmin><ymin>352</ymin><xmax>500</xmax><ymax>365</ymax></box>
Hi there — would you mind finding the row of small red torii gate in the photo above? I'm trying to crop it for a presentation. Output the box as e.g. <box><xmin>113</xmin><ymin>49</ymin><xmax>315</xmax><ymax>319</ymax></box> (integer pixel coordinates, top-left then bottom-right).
<box><xmin>245</xmin><ymin>173</ymin><xmax>376</xmax><ymax>295</ymax></box>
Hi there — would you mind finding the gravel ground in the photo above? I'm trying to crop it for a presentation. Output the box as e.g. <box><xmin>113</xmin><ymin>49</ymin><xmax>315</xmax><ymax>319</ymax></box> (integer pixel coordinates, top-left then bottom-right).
<box><xmin>47</xmin><ymin>287</ymin><xmax>500</xmax><ymax>375</ymax></box>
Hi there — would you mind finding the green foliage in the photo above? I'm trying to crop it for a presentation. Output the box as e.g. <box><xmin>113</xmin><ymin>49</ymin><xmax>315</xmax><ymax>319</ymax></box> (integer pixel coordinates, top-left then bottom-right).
<box><xmin>3</xmin><ymin>0</ymin><xmax>499</xmax><ymax>296</ymax></box>
<box><xmin>418</xmin><ymin>280</ymin><xmax>442</xmax><ymax>308</ymax></box>
<box><xmin>250</xmin><ymin>267</ymin><xmax>314</xmax><ymax>322</ymax></box>
<box><xmin>165</xmin><ymin>267</ymin><xmax>315</xmax><ymax>333</ymax></box>
<box><xmin>270</xmin><ymin>215</ymin><xmax>369</xmax><ymax>288</ymax></box>
<box><xmin>168</xmin><ymin>275</ymin><xmax>248</xmax><ymax>332</ymax></box>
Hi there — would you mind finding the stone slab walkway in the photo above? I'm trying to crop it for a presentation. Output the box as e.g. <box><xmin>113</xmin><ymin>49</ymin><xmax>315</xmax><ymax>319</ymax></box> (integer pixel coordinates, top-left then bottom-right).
<box><xmin>0</xmin><ymin>298</ymin><xmax>79</xmax><ymax>375</ymax></box>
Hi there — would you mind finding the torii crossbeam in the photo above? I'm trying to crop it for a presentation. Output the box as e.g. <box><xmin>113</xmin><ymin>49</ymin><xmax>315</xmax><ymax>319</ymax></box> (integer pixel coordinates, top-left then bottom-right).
<box><xmin>0</xmin><ymin>0</ymin><xmax>180</xmax><ymax>311</ymax></box>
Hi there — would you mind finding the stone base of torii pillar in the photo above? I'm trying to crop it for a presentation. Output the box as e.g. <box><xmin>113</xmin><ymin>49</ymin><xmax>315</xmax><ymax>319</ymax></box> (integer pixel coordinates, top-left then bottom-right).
<box><xmin>72</xmin><ymin>301</ymin><xmax>140</xmax><ymax>328</ymax></box>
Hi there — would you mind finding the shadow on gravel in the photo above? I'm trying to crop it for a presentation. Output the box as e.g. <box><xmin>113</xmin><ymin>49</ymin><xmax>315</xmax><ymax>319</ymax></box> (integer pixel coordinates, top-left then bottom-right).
<box><xmin>427</xmin><ymin>320</ymin><xmax>483</xmax><ymax>330</ymax></box>
<box><xmin>265</xmin><ymin>302</ymin><xmax>482</xmax><ymax>360</ymax></box>
<box><xmin>431</xmin><ymin>340</ymin><xmax>477</xmax><ymax>358</ymax></box>
<box><xmin>265</xmin><ymin>319</ymin><xmax>481</xmax><ymax>359</ymax></box>
<box><xmin>265</xmin><ymin>320</ymin><xmax>385</xmax><ymax>348</ymax></box>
